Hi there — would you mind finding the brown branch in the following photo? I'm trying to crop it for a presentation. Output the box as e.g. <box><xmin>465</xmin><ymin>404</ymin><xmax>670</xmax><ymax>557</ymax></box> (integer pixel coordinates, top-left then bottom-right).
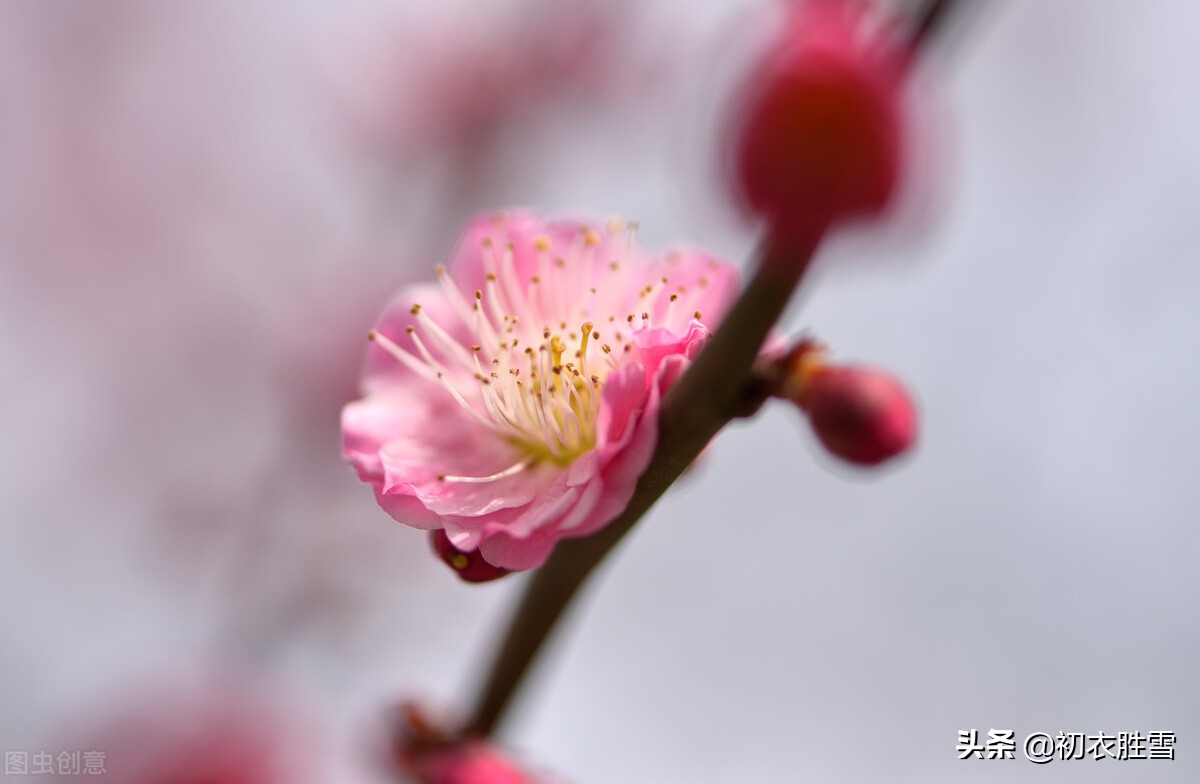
<box><xmin>465</xmin><ymin>234</ymin><xmax>822</xmax><ymax>737</ymax></box>
<box><xmin>910</xmin><ymin>0</ymin><xmax>966</xmax><ymax>50</ymax></box>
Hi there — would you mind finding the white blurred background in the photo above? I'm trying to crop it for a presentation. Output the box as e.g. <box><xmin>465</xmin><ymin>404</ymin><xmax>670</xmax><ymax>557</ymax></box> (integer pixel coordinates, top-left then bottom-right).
<box><xmin>0</xmin><ymin>0</ymin><xmax>1197</xmax><ymax>781</ymax></box>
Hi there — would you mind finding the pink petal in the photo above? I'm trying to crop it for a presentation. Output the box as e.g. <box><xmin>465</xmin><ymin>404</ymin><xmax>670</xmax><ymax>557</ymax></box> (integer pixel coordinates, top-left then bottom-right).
<box><xmin>362</xmin><ymin>284</ymin><xmax>468</xmax><ymax>395</ymax></box>
<box><xmin>566</xmin><ymin>356</ymin><xmax>679</xmax><ymax>538</ymax></box>
<box><xmin>653</xmin><ymin>249</ymin><xmax>740</xmax><ymax>325</ymax></box>
<box><xmin>446</xmin><ymin>211</ymin><xmax>568</xmax><ymax>294</ymax></box>
<box><xmin>374</xmin><ymin>484</ymin><xmax>444</xmax><ymax>530</ymax></box>
<box><xmin>593</xmin><ymin>360</ymin><xmax>649</xmax><ymax>451</ymax></box>
<box><xmin>379</xmin><ymin>405</ymin><xmax>556</xmax><ymax>517</ymax></box>
<box><xmin>477</xmin><ymin>520</ymin><xmax>562</xmax><ymax>571</ymax></box>
<box><xmin>444</xmin><ymin>474</ymin><xmax>580</xmax><ymax>557</ymax></box>
<box><xmin>342</xmin><ymin>389</ymin><xmax>429</xmax><ymax>483</ymax></box>
<box><xmin>552</xmin><ymin>468</ymin><xmax>605</xmax><ymax>533</ymax></box>
<box><xmin>631</xmin><ymin>321</ymin><xmax>710</xmax><ymax>380</ymax></box>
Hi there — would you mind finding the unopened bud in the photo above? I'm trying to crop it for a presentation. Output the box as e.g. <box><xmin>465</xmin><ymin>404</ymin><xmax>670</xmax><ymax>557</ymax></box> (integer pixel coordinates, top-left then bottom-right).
<box><xmin>730</xmin><ymin>0</ymin><xmax>905</xmax><ymax>238</ymax></box>
<box><xmin>392</xmin><ymin>702</ymin><xmax>533</xmax><ymax>784</ymax></box>
<box><xmin>422</xmin><ymin>744</ymin><xmax>531</xmax><ymax>784</ymax></box>
<box><xmin>792</xmin><ymin>363</ymin><xmax>917</xmax><ymax>466</ymax></box>
<box><xmin>431</xmin><ymin>530</ymin><xmax>512</xmax><ymax>583</ymax></box>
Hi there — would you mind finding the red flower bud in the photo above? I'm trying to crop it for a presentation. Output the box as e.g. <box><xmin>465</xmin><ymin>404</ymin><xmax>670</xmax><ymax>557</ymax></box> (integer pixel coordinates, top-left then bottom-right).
<box><xmin>730</xmin><ymin>1</ymin><xmax>905</xmax><ymax>237</ymax></box>
<box><xmin>430</xmin><ymin>530</ymin><xmax>512</xmax><ymax>583</ymax></box>
<box><xmin>422</xmin><ymin>744</ymin><xmax>531</xmax><ymax>784</ymax></box>
<box><xmin>392</xmin><ymin>702</ymin><xmax>534</xmax><ymax>784</ymax></box>
<box><xmin>795</xmin><ymin>364</ymin><xmax>916</xmax><ymax>466</ymax></box>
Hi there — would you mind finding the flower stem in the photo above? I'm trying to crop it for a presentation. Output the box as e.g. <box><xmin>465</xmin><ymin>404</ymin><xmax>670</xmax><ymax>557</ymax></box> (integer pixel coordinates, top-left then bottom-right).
<box><xmin>465</xmin><ymin>232</ymin><xmax>823</xmax><ymax>737</ymax></box>
<box><xmin>910</xmin><ymin>0</ymin><xmax>966</xmax><ymax>50</ymax></box>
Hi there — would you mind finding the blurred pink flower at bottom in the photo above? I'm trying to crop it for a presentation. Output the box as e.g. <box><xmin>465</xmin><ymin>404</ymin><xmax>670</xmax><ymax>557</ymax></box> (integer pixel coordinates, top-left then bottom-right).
<box><xmin>50</xmin><ymin>683</ymin><xmax>331</xmax><ymax>784</ymax></box>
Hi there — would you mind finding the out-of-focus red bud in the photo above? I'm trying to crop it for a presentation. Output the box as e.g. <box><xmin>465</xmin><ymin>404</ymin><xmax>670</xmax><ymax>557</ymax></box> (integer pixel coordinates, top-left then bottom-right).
<box><xmin>795</xmin><ymin>364</ymin><xmax>917</xmax><ymax>466</ymax></box>
<box><xmin>430</xmin><ymin>530</ymin><xmax>512</xmax><ymax>583</ymax></box>
<box><xmin>392</xmin><ymin>702</ymin><xmax>534</xmax><ymax>784</ymax></box>
<box><xmin>730</xmin><ymin>0</ymin><xmax>906</xmax><ymax>238</ymax></box>
<box><xmin>422</xmin><ymin>743</ymin><xmax>531</xmax><ymax>784</ymax></box>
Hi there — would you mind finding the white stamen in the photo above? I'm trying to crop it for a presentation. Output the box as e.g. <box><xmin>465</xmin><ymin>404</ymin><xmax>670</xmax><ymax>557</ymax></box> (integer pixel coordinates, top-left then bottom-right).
<box><xmin>367</xmin><ymin>330</ymin><xmax>439</xmax><ymax>382</ymax></box>
<box><xmin>439</xmin><ymin>457</ymin><xmax>532</xmax><ymax>484</ymax></box>
<box><xmin>414</xmin><ymin>309</ymin><xmax>476</xmax><ymax>373</ymax></box>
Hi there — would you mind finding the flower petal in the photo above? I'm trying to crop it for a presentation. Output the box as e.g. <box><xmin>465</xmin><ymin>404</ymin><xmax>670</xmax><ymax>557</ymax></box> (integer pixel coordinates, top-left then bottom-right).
<box><xmin>477</xmin><ymin>520</ymin><xmax>561</xmax><ymax>572</ymax></box>
<box><xmin>631</xmin><ymin>321</ymin><xmax>711</xmax><ymax>380</ymax></box>
<box><xmin>566</xmin><ymin>355</ymin><xmax>682</xmax><ymax>538</ymax></box>
<box><xmin>342</xmin><ymin>389</ymin><xmax>428</xmax><ymax>483</ymax></box>
<box><xmin>378</xmin><ymin>403</ymin><xmax>557</xmax><ymax>517</ymax></box>
<box><xmin>363</xmin><ymin>284</ymin><xmax>471</xmax><ymax>395</ymax></box>
<box><xmin>447</xmin><ymin>211</ymin><xmax>571</xmax><ymax>294</ymax></box>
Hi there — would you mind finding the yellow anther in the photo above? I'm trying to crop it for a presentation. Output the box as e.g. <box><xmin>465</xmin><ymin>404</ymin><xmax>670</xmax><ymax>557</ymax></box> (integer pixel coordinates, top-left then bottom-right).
<box><xmin>579</xmin><ymin>321</ymin><xmax>594</xmax><ymax>360</ymax></box>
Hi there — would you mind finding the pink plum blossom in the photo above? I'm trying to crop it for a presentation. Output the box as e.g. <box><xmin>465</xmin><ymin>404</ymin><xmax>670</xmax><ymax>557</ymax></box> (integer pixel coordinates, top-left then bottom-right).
<box><xmin>342</xmin><ymin>211</ymin><xmax>738</xmax><ymax>571</ymax></box>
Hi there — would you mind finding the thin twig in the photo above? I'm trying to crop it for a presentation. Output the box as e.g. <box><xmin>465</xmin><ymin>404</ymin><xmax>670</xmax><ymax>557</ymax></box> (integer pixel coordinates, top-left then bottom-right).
<box><xmin>466</xmin><ymin>235</ymin><xmax>822</xmax><ymax>737</ymax></box>
<box><xmin>910</xmin><ymin>0</ymin><xmax>963</xmax><ymax>50</ymax></box>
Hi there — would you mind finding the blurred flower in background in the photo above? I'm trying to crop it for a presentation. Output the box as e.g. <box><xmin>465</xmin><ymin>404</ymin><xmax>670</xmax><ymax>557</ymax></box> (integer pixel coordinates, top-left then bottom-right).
<box><xmin>320</xmin><ymin>0</ymin><xmax>645</xmax><ymax>160</ymax></box>
<box><xmin>0</xmin><ymin>0</ymin><xmax>729</xmax><ymax>777</ymax></box>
